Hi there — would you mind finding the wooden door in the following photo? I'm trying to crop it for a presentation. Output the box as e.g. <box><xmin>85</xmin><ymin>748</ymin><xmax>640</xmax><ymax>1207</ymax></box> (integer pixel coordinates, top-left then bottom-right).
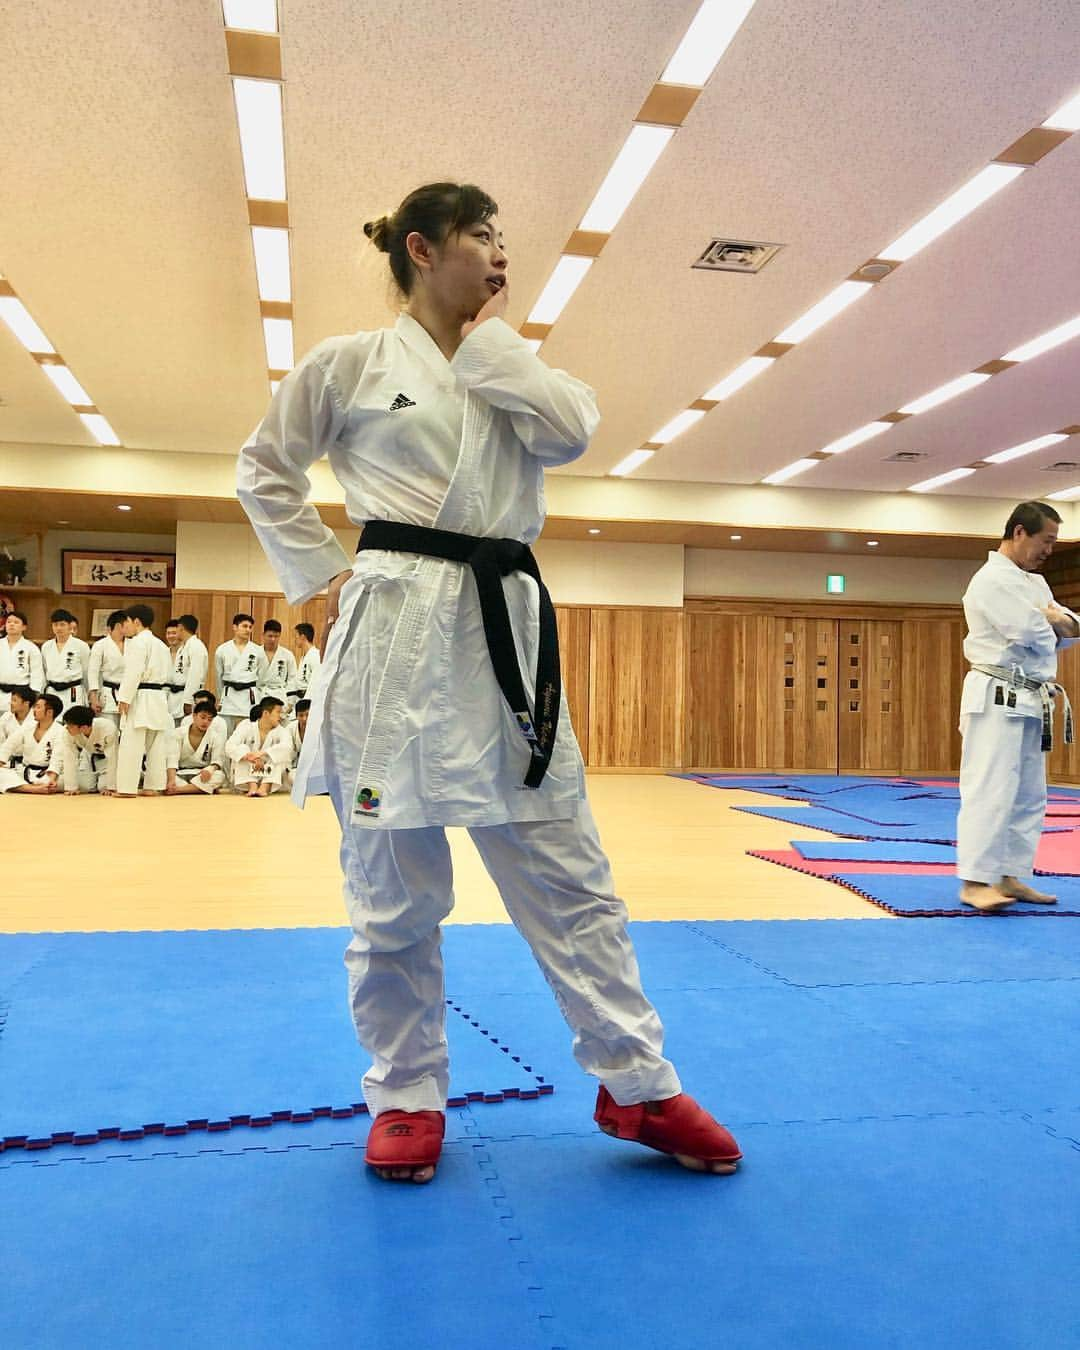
<box><xmin>588</xmin><ymin>608</ymin><xmax>684</xmax><ymax>767</ymax></box>
<box><xmin>685</xmin><ymin>610</ymin><xmax>773</xmax><ymax>769</ymax></box>
<box><xmin>555</xmin><ymin>606</ymin><xmax>591</xmax><ymax>762</ymax></box>
<box><xmin>900</xmin><ymin>617</ymin><xmax>966</xmax><ymax>773</ymax></box>
<box><xmin>838</xmin><ymin>620</ymin><xmax>903</xmax><ymax>772</ymax></box>
<box><xmin>770</xmin><ymin>617</ymin><xmax>838</xmax><ymax>771</ymax></box>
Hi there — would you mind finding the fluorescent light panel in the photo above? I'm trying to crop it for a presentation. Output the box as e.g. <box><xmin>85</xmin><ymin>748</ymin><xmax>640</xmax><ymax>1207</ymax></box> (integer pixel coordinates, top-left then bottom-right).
<box><xmin>1048</xmin><ymin>484</ymin><xmax>1080</xmax><ymax>501</ymax></box>
<box><xmin>908</xmin><ymin>467</ymin><xmax>976</xmax><ymax>492</ymax></box>
<box><xmin>661</xmin><ymin>0</ymin><xmax>758</xmax><ymax>86</ymax></box>
<box><xmin>263</xmin><ymin>316</ymin><xmax>294</xmax><ymax>369</ymax></box>
<box><xmin>527</xmin><ymin>256</ymin><xmax>593</xmax><ymax>325</ymax></box>
<box><xmin>1043</xmin><ymin>91</ymin><xmax>1080</xmax><ymax>131</ymax></box>
<box><xmin>983</xmin><ymin>433</ymin><xmax>1068</xmax><ymax>465</ymax></box>
<box><xmin>269</xmin><ymin>379</ymin><xmax>281</xmax><ymax>395</ymax></box>
<box><xmin>762</xmin><ymin>458</ymin><xmax>817</xmax><ymax>485</ymax></box>
<box><xmin>775</xmin><ymin>281</ymin><xmax>872</xmax><ymax>345</ymax></box>
<box><xmin>0</xmin><ymin>297</ymin><xmax>55</xmax><ymax>353</ymax></box>
<box><xmin>523</xmin><ymin>338</ymin><xmax>543</xmax><ymax>353</ymax></box>
<box><xmin>41</xmin><ymin>364</ymin><xmax>93</xmax><ymax>405</ymax></box>
<box><xmin>820</xmin><ymin>421</ymin><xmax>893</xmax><ymax>455</ymax></box>
<box><xmin>609</xmin><ymin>449</ymin><xmax>655</xmax><ymax>477</ymax></box>
<box><xmin>80</xmin><ymin>413</ymin><xmax>120</xmax><ymax>446</ymax></box>
<box><xmin>898</xmin><ymin>372</ymin><xmax>990</xmax><ymax>416</ymax></box>
<box><xmin>879</xmin><ymin>163</ymin><xmax>1024</xmax><ymax>263</ymax></box>
<box><xmin>223</xmin><ymin>0</ymin><xmax>278</xmax><ymax>31</ymax></box>
<box><xmin>579</xmin><ymin>125</ymin><xmax>673</xmax><ymax>232</ymax></box>
<box><xmin>233</xmin><ymin>78</ymin><xmax>286</xmax><ymax>201</ymax></box>
<box><xmin>652</xmin><ymin>409</ymin><xmax>706</xmax><ymax>443</ymax></box>
<box><xmin>251</xmin><ymin>226</ymin><xmax>291</xmax><ymax>301</ymax></box>
<box><xmin>1003</xmin><ymin>313</ymin><xmax>1080</xmax><ymax>362</ymax></box>
<box><xmin>705</xmin><ymin>355</ymin><xmax>773</xmax><ymax>400</ymax></box>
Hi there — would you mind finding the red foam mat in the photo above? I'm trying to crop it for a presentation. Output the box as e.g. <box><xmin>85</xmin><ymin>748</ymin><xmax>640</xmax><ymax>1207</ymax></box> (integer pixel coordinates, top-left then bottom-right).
<box><xmin>748</xmin><ymin>849</ymin><xmax>955</xmax><ymax>879</ymax></box>
<box><xmin>1035</xmin><ymin>830</ymin><xmax>1080</xmax><ymax>876</ymax></box>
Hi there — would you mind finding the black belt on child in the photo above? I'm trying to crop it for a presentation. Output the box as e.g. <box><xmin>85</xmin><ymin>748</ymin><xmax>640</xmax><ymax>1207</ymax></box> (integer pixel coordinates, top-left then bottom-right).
<box><xmin>356</xmin><ymin>520</ymin><xmax>561</xmax><ymax>789</ymax></box>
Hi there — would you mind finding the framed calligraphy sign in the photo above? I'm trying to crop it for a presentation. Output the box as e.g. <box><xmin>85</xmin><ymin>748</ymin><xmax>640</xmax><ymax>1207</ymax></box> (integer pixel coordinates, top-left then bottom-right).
<box><xmin>62</xmin><ymin>550</ymin><xmax>176</xmax><ymax>597</ymax></box>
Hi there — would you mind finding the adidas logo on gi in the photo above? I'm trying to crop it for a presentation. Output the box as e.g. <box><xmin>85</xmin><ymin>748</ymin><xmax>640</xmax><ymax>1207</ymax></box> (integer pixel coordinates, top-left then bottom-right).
<box><xmin>388</xmin><ymin>392</ymin><xmax>416</xmax><ymax>411</ymax></box>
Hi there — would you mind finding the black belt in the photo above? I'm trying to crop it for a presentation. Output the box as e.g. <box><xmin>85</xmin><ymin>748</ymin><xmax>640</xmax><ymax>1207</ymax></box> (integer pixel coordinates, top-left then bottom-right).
<box><xmin>0</xmin><ymin>682</ymin><xmax>23</xmax><ymax>693</ymax></box>
<box><xmin>103</xmin><ymin>679</ymin><xmax>121</xmax><ymax>692</ymax></box>
<box><xmin>137</xmin><ymin>682</ymin><xmax>167</xmax><ymax>690</ymax></box>
<box><xmin>46</xmin><ymin>678</ymin><xmax>82</xmax><ymax>691</ymax></box>
<box><xmin>167</xmin><ymin>682</ymin><xmax>185</xmax><ymax>693</ymax></box>
<box><xmin>223</xmin><ymin>679</ymin><xmax>258</xmax><ymax>704</ymax></box>
<box><xmin>356</xmin><ymin>520</ymin><xmax>560</xmax><ymax>788</ymax></box>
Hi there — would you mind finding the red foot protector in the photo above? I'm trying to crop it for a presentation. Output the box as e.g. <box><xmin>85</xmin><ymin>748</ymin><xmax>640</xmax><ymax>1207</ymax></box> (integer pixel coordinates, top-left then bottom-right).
<box><xmin>364</xmin><ymin>1109</ymin><xmax>445</xmax><ymax>1169</ymax></box>
<box><xmin>594</xmin><ymin>1087</ymin><xmax>742</xmax><ymax>1164</ymax></box>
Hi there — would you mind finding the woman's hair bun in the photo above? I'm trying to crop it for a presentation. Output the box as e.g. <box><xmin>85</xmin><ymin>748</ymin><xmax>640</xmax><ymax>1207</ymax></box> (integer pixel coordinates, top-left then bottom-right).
<box><xmin>363</xmin><ymin>215</ymin><xmax>392</xmax><ymax>252</ymax></box>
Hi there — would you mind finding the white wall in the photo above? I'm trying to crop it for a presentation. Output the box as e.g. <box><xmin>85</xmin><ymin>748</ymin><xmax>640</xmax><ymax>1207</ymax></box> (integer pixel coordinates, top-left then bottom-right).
<box><xmin>44</xmin><ymin>529</ymin><xmax>178</xmax><ymax>592</ymax></box>
<box><xmin>176</xmin><ymin>521</ymin><xmax>359</xmax><ymax>592</ymax></box>
<box><xmin>685</xmin><ymin>548</ymin><xmax>982</xmax><ymax>604</ymax></box>
<box><xmin>533</xmin><ymin>540</ymin><xmax>684</xmax><ymax>606</ymax></box>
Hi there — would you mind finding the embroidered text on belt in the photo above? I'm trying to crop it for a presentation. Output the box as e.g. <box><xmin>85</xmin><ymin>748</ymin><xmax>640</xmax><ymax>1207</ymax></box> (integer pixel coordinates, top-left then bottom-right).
<box><xmin>970</xmin><ymin>663</ymin><xmax>1074</xmax><ymax>753</ymax></box>
<box><xmin>356</xmin><ymin>520</ymin><xmax>561</xmax><ymax>788</ymax></box>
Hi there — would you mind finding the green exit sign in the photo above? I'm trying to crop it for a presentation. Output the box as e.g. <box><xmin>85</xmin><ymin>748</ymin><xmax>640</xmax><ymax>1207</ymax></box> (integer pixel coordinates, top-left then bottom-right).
<box><xmin>826</xmin><ymin>574</ymin><xmax>846</xmax><ymax>594</ymax></box>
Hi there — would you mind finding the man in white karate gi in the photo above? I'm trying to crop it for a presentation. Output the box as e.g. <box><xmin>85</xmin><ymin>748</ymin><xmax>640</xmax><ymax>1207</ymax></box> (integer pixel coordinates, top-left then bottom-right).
<box><xmin>46</xmin><ymin>705</ymin><xmax>119</xmax><ymax>794</ymax></box>
<box><xmin>41</xmin><ymin>609</ymin><xmax>90</xmax><ymax>711</ymax></box>
<box><xmin>165</xmin><ymin>701</ymin><xmax>228</xmax><ymax>794</ymax></box>
<box><xmin>176</xmin><ymin>615</ymin><xmax>209</xmax><ymax>717</ymax></box>
<box><xmin>0</xmin><ymin>611</ymin><xmax>43</xmax><ymax>713</ymax></box>
<box><xmin>291</xmin><ymin>622</ymin><xmax>321</xmax><ymax>711</ymax></box>
<box><xmin>115</xmin><ymin>604</ymin><xmax>174</xmax><ymax>798</ymax></box>
<box><xmin>214</xmin><ymin>614</ymin><xmax>268</xmax><ymax>735</ymax></box>
<box><xmin>237</xmin><ymin>180</ymin><xmax>740</xmax><ymax>1183</ymax></box>
<box><xmin>0</xmin><ymin>685</ymin><xmax>35</xmax><ymax>743</ymax></box>
<box><xmin>257</xmin><ymin>619</ymin><xmax>298</xmax><ymax>711</ymax></box>
<box><xmin>225</xmin><ymin>696</ymin><xmax>292</xmax><ymax>796</ymax></box>
<box><xmin>87</xmin><ymin>611</ymin><xmax>127</xmax><ymax>723</ymax></box>
<box><xmin>957</xmin><ymin>501</ymin><xmax>1079</xmax><ymax>910</ymax></box>
<box><xmin>0</xmin><ymin>693</ymin><xmax>64</xmax><ymax>793</ymax></box>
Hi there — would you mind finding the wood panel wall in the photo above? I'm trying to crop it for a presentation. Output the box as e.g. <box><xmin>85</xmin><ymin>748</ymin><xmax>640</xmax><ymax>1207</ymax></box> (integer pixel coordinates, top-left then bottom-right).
<box><xmin>12</xmin><ymin>590</ymin><xmax>162</xmax><ymax>642</ymax></box>
<box><xmin>160</xmin><ymin>589</ymin><xmax>1080</xmax><ymax>780</ymax></box>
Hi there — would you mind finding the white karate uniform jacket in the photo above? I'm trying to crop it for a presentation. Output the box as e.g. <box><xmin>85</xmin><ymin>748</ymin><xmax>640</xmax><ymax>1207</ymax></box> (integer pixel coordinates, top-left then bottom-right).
<box><xmin>257</xmin><ymin>646</ymin><xmax>297</xmax><ymax>705</ymax></box>
<box><xmin>960</xmin><ymin>551</ymin><xmax>1079</xmax><ymax>722</ymax></box>
<box><xmin>0</xmin><ymin>637</ymin><xmax>43</xmax><ymax>712</ymax></box>
<box><xmin>180</xmin><ymin>636</ymin><xmax>209</xmax><ymax>707</ymax></box>
<box><xmin>117</xmin><ymin>630</ymin><xmax>174</xmax><ymax>731</ymax></box>
<box><xmin>237</xmin><ymin>314</ymin><xmax>596</xmax><ymax>828</ymax></box>
<box><xmin>167</xmin><ymin>720</ymin><xmax>228</xmax><ymax>789</ymax></box>
<box><xmin>0</xmin><ymin>717</ymin><xmax>63</xmax><ymax>790</ymax></box>
<box><xmin>225</xmin><ymin>719</ymin><xmax>293</xmax><ymax>785</ymax></box>
<box><xmin>40</xmin><ymin>636</ymin><xmax>90</xmax><ymax>709</ymax></box>
<box><xmin>56</xmin><ymin>717</ymin><xmax>119</xmax><ymax>793</ymax></box>
<box><xmin>87</xmin><ymin>635</ymin><xmax>126</xmax><ymax>717</ymax></box>
<box><xmin>214</xmin><ymin>641</ymin><xmax>268</xmax><ymax>717</ymax></box>
<box><xmin>295</xmin><ymin>646</ymin><xmax>321</xmax><ymax>700</ymax></box>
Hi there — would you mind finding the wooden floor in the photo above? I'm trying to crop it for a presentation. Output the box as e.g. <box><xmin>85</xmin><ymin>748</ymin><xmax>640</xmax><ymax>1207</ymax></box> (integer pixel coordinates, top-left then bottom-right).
<box><xmin>0</xmin><ymin>774</ymin><xmax>887</xmax><ymax>933</ymax></box>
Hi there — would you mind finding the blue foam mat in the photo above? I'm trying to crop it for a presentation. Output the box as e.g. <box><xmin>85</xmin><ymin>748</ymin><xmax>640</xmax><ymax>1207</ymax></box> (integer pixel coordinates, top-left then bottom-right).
<box><xmin>477</xmin><ymin>1118</ymin><xmax>1080</xmax><ymax>1350</ymax></box>
<box><xmin>736</xmin><ymin>803</ymin><xmax>959</xmax><ymax>841</ymax></box>
<box><xmin>697</xmin><ymin>917</ymin><xmax>1080</xmax><ymax>987</ymax></box>
<box><xmin>792</xmin><ymin>839</ymin><xmax>957</xmax><ymax>863</ymax></box>
<box><xmin>0</xmin><ymin>1139</ymin><xmax>555</xmax><ymax>1350</ymax></box>
<box><xmin>832</xmin><ymin>871</ymin><xmax>1080</xmax><ymax>916</ymax></box>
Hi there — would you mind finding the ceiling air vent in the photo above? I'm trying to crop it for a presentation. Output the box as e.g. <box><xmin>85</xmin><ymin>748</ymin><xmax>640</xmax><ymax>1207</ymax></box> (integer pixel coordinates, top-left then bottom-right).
<box><xmin>884</xmin><ymin>451</ymin><xmax>928</xmax><ymax>462</ymax></box>
<box><xmin>1042</xmin><ymin>461</ymin><xmax>1080</xmax><ymax>472</ymax></box>
<box><xmin>693</xmin><ymin>238</ymin><xmax>783</xmax><ymax>273</ymax></box>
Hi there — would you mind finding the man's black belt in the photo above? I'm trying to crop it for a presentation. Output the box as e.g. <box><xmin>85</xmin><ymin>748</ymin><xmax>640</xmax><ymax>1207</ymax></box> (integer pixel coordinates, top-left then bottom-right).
<box><xmin>223</xmin><ymin>678</ymin><xmax>258</xmax><ymax>704</ymax></box>
<box><xmin>167</xmin><ymin>682</ymin><xmax>185</xmax><ymax>693</ymax></box>
<box><xmin>46</xmin><ymin>678</ymin><xmax>82</xmax><ymax>691</ymax></box>
<box><xmin>0</xmin><ymin>682</ymin><xmax>22</xmax><ymax>693</ymax></box>
<box><xmin>103</xmin><ymin>679</ymin><xmax>121</xmax><ymax>693</ymax></box>
<box><xmin>356</xmin><ymin>520</ymin><xmax>561</xmax><ymax>789</ymax></box>
<box><xmin>137</xmin><ymin>682</ymin><xmax>167</xmax><ymax>690</ymax></box>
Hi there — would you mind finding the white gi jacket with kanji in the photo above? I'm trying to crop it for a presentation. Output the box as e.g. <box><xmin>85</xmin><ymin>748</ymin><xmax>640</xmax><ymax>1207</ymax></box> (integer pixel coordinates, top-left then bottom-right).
<box><xmin>237</xmin><ymin>314</ymin><xmax>597</xmax><ymax>828</ymax></box>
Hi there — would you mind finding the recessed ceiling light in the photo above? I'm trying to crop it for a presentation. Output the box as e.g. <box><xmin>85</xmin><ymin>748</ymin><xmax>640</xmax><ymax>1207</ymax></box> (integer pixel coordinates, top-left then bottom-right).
<box><xmin>705</xmin><ymin>356</ymin><xmax>774</xmax><ymax>401</ymax></box>
<box><xmin>762</xmin><ymin>458</ymin><xmax>817</xmax><ymax>485</ymax></box>
<box><xmin>820</xmin><ymin>421</ymin><xmax>893</xmax><ymax>455</ymax></box>
<box><xmin>1002</xmin><ymin>313</ymin><xmax>1080</xmax><ymax>363</ymax></box>
<box><xmin>1042</xmin><ymin>90</ymin><xmax>1080</xmax><ymax>131</ymax></box>
<box><xmin>0</xmin><ymin>296</ymin><xmax>55</xmax><ymax>353</ymax></box>
<box><xmin>898</xmin><ymin>372</ymin><xmax>991</xmax><ymax>416</ymax></box>
<box><xmin>222</xmin><ymin>0</ymin><xmax>278</xmax><ymax>33</ymax></box>
<box><xmin>527</xmin><ymin>256</ymin><xmax>593</xmax><ymax>326</ymax></box>
<box><xmin>588</xmin><ymin>528</ymin><xmax>601</xmax><ymax>535</ymax></box>
<box><xmin>983</xmin><ymin>433</ymin><xmax>1069</xmax><ymax>465</ymax></box>
<box><xmin>774</xmin><ymin>281</ymin><xmax>872</xmax><ymax>345</ymax></box>
<box><xmin>609</xmin><ymin>449</ymin><xmax>655</xmax><ymax>477</ymax></box>
<box><xmin>652</xmin><ymin>409</ymin><xmax>706</xmax><ymax>443</ymax></box>
<box><xmin>57</xmin><ymin>520</ymin><xmax>69</xmax><ymax>525</ymax></box>
<box><xmin>579</xmin><ymin>125</ymin><xmax>674</xmax><ymax>233</ymax></box>
<box><xmin>866</xmin><ymin>540</ymin><xmax>879</xmax><ymax>546</ymax></box>
<box><xmin>232</xmin><ymin>78</ymin><xmax>286</xmax><ymax>201</ymax></box>
<box><xmin>117</xmin><ymin>504</ymin><xmax>132</xmax><ymax>512</ymax></box>
<box><xmin>907</xmin><ymin>467</ymin><xmax>977</xmax><ymax>493</ymax></box>
<box><xmin>661</xmin><ymin>0</ymin><xmax>758</xmax><ymax>87</ymax></box>
<box><xmin>878</xmin><ymin>163</ymin><xmax>1024</xmax><ymax>263</ymax></box>
<box><xmin>729</xmin><ymin>534</ymin><xmax>742</xmax><ymax>540</ymax></box>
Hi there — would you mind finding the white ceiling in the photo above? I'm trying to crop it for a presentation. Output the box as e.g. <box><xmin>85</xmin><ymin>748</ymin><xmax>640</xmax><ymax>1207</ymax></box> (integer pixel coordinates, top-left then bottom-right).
<box><xmin>2</xmin><ymin>0</ymin><xmax>1080</xmax><ymax>505</ymax></box>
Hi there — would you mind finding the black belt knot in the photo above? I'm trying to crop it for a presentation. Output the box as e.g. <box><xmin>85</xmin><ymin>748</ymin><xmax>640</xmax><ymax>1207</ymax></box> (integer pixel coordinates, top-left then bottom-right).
<box><xmin>357</xmin><ymin>520</ymin><xmax>561</xmax><ymax>788</ymax></box>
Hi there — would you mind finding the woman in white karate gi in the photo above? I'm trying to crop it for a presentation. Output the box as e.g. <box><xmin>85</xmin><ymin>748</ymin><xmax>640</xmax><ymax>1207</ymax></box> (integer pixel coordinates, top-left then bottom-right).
<box><xmin>237</xmin><ymin>182</ymin><xmax>740</xmax><ymax>1183</ymax></box>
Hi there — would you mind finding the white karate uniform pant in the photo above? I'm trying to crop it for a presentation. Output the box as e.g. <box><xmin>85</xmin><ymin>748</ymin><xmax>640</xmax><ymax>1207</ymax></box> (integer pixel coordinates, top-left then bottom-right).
<box><xmin>327</xmin><ymin>779</ymin><xmax>681</xmax><ymax>1116</ymax></box>
<box><xmin>176</xmin><ymin>766</ymin><xmax>227</xmax><ymax>794</ymax></box>
<box><xmin>956</xmin><ymin>710</ymin><xmax>1046</xmax><ymax>884</ymax></box>
<box><xmin>233</xmin><ymin>759</ymin><xmax>284</xmax><ymax>791</ymax></box>
<box><xmin>116</xmin><ymin>726</ymin><xmax>167</xmax><ymax>794</ymax></box>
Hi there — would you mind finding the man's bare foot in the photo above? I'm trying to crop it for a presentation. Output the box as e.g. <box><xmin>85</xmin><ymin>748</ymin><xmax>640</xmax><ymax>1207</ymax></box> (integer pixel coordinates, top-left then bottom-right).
<box><xmin>959</xmin><ymin>882</ymin><xmax>1014</xmax><ymax>911</ymax></box>
<box><xmin>114</xmin><ymin>792</ymin><xmax>137</xmax><ymax>799</ymax></box>
<box><xmin>999</xmin><ymin>876</ymin><xmax>1057</xmax><ymax>904</ymax></box>
<box><xmin>255</xmin><ymin>783</ymin><xmax>271</xmax><ymax>797</ymax></box>
<box><xmin>139</xmin><ymin>789</ymin><xmax>160</xmax><ymax>797</ymax></box>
